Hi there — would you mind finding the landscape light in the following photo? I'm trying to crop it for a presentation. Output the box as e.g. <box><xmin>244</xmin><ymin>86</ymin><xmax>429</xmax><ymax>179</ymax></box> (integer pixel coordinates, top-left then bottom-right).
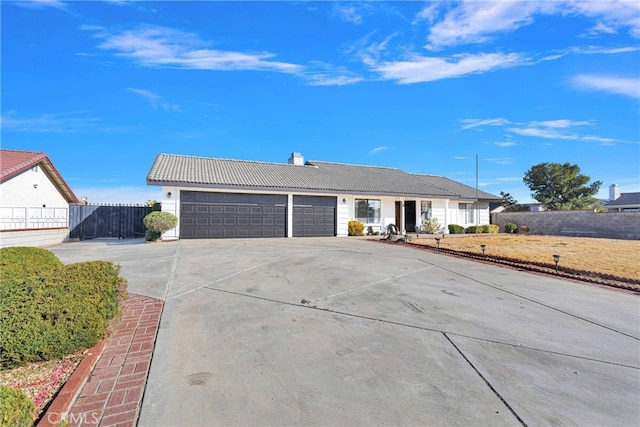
<box><xmin>480</xmin><ymin>244</ymin><xmax>486</xmax><ymax>255</ymax></box>
<box><xmin>553</xmin><ymin>254</ymin><xmax>561</xmax><ymax>272</ymax></box>
<box><xmin>435</xmin><ymin>236</ymin><xmax>441</xmax><ymax>249</ymax></box>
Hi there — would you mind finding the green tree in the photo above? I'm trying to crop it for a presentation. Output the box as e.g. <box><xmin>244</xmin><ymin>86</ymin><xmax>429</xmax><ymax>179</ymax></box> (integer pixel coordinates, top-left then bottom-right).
<box><xmin>523</xmin><ymin>162</ymin><xmax>602</xmax><ymax>210</ymax></box>
<box><xmin>499</xmin><ymin>191</ymin><xmax>529</xmax><ymax>212</ymax></box>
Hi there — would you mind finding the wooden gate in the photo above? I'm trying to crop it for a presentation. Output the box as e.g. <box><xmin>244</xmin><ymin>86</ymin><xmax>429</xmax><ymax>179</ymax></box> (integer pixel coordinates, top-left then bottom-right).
<box><xmin>69</xmin><ymin>205</ymin><xmax>152</xmax><ymax>240</ymax></box>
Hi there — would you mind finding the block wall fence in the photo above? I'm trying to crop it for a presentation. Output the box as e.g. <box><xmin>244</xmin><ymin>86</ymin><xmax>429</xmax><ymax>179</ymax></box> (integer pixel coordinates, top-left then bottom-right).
<box><xmin>492</xmin><ymin>210</ymin><xmax>640</xmax><ymax>240</ymax></box>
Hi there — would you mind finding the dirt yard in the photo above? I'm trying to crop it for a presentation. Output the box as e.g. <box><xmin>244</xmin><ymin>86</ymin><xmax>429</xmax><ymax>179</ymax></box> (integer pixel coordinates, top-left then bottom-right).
<box><xmin>411</xmin><ymin>234</ymin><xmax>639</xmax><ymax>281</ymax></box>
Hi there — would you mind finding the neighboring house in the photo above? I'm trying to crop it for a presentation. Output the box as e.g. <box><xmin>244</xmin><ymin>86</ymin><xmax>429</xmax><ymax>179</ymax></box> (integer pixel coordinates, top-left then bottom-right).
<box><xmin>0</xmin><ymin>149</ymin><xmax>79</xmax><ymax>247</ymax></box>
<box><xmin>146</xmin><ymin>152</ymin><xmax>500</xmax><ymax>240</ymax></box>
<box><xmin>604</xmin><ymin>184</ymin><xmax>640</xmax><ymax>212</ymax></box>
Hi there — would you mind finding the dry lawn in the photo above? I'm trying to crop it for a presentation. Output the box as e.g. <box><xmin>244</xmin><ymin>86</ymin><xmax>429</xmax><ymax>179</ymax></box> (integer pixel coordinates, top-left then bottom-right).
<box><xmin>411</xmin><ymin>234</ymin><xmax>639</xmax><ymax>281</ymax></box>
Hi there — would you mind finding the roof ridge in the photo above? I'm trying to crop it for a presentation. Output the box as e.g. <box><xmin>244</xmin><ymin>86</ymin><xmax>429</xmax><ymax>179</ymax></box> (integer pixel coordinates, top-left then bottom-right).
<box><xmin>158</xmin><ymin>153</ymin><xmax>311</xmax><ymax>167</ymax></box>
<box><xmin>306</xmin><ymin>160</ymin><xmax>401</xmax><ymax>171</ymax></box>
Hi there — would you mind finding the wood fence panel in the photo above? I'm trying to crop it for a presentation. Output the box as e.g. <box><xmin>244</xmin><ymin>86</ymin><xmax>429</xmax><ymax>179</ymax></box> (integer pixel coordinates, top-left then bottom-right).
<box><xmin>69</xmin><ymin>205</ymin><xmax>152</xmax><ymax>240</ymax></box>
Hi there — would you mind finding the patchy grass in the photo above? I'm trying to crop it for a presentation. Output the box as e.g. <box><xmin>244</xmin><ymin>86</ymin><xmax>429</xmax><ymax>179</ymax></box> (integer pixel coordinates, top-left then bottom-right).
<box><xmin>411</xmin><ymin>234</ymin><xmax>639</xmax><ymax>281</ymax></box>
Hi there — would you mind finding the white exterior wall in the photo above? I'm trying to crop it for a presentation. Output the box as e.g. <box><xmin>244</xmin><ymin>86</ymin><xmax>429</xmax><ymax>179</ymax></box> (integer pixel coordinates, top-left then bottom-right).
<box><xmin>157</xmin><ymin>186</ymin><xmax>492</xmax><ymax>238</ymax></box>
<box><xmin>0</xmin><ymin>166</ymin><xmax>70</xmax><ymax>231</ymax></box>
<box><xmin>0</xmin><ymin>228</ymin><xmax>70</xmax><ymax>248</ymax></box>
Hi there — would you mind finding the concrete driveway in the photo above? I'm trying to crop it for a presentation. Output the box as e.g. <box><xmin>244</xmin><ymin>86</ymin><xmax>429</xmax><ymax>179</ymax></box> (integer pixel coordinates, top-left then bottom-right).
<box><xmin>50</xmin><ymin>238</ymin><xmax>640</xmax><ymax>426</ymax></box>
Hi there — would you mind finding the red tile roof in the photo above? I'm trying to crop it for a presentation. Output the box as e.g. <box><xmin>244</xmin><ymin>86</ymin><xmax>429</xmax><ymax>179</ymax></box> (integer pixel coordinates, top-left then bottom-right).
<box><xmin>0</xmin><ymin>149</ymin><xmax>80</xmax><ymax>203</ymax></box>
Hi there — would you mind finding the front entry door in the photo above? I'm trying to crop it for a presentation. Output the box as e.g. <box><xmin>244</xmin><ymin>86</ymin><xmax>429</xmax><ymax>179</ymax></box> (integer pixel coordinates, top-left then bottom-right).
<box><xmin>404</xmin><ymin>201</ymin><xmax>416</xmax><ymax>232</ymax></box>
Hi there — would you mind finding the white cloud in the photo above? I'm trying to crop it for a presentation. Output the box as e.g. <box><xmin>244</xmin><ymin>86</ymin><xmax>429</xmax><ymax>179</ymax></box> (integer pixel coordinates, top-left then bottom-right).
<box><xmin>458</xmin><ymin>118</ymin><xmax>511</xmax><ymax>130</ymax></box>
<box><xmin>88</xmin><ymin>25</ymin><xmax>303</xmax><ymax>74</ymax></box>
<box><xmin>14</xmin><ymin>0</ymin><xmax>68</xmax><ymax>10</ymax></box>
<box><xmin>369</xmin><ymin>146</ymin><xmax>392</xmax><ymax>155</ymax></box>
<box><xmin>425</xmin><ymin>1</ymin><xmax>555</xmax><ymax>49</ymax></box>
<box><xmin>374</xmin><ymin>52</ymin><xmax>525</xmax><ymax>84</ymax></box>
<box><xmin>127</xmin><ymin>87</ymin><xmax>181</xmax><ymax>112</ymax></box>
<box><xmin>494</xmin><ymin>141</ymin><xmax>516</xmax><ymax>147</ymax></box>
<box><xmin>485</xmin><ymin>157</ymin><xmax>513</xmax><ymax>165</ymax></box>
<box><xmin>571</xmin><ymin>74</ymin><xmax>640</xmax><ymax>98</ymax></box>
<box><xmin>333</xmin><ymin>4</ymin><xmax>363</xmax><ymax>25</ymax></box>
<box><xmin>1</xmin><ymin>111</ymin><xmax>100</xmax><ymax>133</ymax></box>
<box><xmin>424</xmin><ymin>0</ymin><xmax>640</xmax><ymax>49</ymax></box>
<box><xmin>568</xmin><ymin>0</ymin><xmax>640</xmax><ymax>38</ymax></box>
<box><xmin>304</xmin><ymin>62</ymin><xmax>365</xmax><ymax>86</ymax></box>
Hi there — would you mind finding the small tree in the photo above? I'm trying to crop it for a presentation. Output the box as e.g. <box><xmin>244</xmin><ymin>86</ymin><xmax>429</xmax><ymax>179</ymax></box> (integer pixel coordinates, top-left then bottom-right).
<box><xmin>499</xmin><ymin>191</ymin><xmax>530</xmax><ymax>212</ymax></box>
<box><xmin>523</xmin><ymin>162</ymin><xmax>602</xmax><ymax>210</ymax></box>
<box><xmin>143</xmin><ymin>211</ymin><xmax>178</xmax><ymax>241</ymax></box>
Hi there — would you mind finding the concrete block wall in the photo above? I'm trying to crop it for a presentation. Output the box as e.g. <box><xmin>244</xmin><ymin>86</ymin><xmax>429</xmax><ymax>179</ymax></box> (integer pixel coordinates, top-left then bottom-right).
<box><xmin>0</xmin><ymin>228</ymin><xmax>70</xmax><ymax>248</ymax></box>
<box><xmin>492</xmin><ymin>210</ymin><xmax>640</xmax><ymax>240</ymax></box>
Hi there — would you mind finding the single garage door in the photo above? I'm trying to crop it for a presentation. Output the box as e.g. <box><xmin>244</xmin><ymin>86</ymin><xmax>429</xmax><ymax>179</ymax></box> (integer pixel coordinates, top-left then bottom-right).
<box><xmin>293</xmin><ymin>195</ymin><xmax>336</xmax><ymax>237</ymax></box>
<box><xmin>180</xmin><ymin>191</ymin><xmax>287</xmax><ymax>238</ymax></box>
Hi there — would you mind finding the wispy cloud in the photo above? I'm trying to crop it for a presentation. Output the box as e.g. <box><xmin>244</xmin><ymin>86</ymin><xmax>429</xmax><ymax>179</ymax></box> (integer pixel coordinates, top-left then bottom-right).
<box><xmin>570</xmin><ymin>74</ymin><xmax>640</xmax><ymax>99</ymax></box>
<box><xmin>494</xmin><ymin>141</ymin><xmax>516</xmax><ymax>147</ymax></box>
<box><xmin>127</xmin><ymin>87</ymin><xmax>181</xmax><ymax>111</ymax></box>
<box><xmin>373</xmin><ymin>52</ymin><xmax>525</xmax><ymax>84</ymax></box>
<box><xmin>423</xmin><ymin>0</ymin><xmax>640</xmax><ymax>49</ymax></box>
<box><xmin>460</xmin><ymin>116</ymin><xmax>624</xmax><ymax>146</ymax></box>
<box><xmin>13</xmin><ymin>0</ymin><xmax>68</xmax><ymax>10</ymax></box>
<box><xmin>424</xmin><ymin>1</ymin><xmax>555</xmax><ymax>49</ymax></box>
<box><xmin>485</xmin><ymin>157</ymin><xmax>513</xmax><ymax>165</ymax></box>
<box><xmin>1</xmin><ymin>111</ymin><xmax>100</xmax><ymax>133</ymax></box>
<box><xmin>453</xmin><ymin>156</ymin><xmax>469</xmax><ymax>160</ymax></box>
<box><xmin>369</xmin><ymin>146</ymin><xmax>392</xmax><ymax>155</ymax></box>
<box><xmin>304</xmin><ymin>62</ymin><xmax>364</xmax><ymax>86</ymax></box>
<box><xmin>458</xmin><ymin>118</ymin><xmax>511</xmax><ymax>130</ymax></box>
<box><xmin>333</xmin><ymin>4</ymin><xmax>363</xmax><ymax>25</ymax></box>
<box><xmin>86</xmin><ymin>25</ymin><xmax>303</xmax><ymax>74</ymax></box>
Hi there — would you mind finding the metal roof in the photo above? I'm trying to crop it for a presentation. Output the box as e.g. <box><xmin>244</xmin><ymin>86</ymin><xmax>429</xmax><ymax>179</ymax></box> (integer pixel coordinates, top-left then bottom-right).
<box><xmin>147</xmin><ymin>153</ymin><xmax>500</xmax><ymax>201</ymax></box>
<box><xmin>0</xmin><ymin>149</ymin><xmax>80</xmax><ymax>204</ymax></box>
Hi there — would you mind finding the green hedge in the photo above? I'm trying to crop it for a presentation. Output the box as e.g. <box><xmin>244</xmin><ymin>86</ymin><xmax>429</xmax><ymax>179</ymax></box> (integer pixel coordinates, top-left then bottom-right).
<box><xmin>503</xmin><ymin>222</ymin><xmax>518</xmax><ymax>233</ymax></box>
<box><xmin>482</xmin><ymin>224</ymin><xmax>499</xmax><ymax>234</ymax></box>
<box><xmin>0</xmin><ymin>386</ymin><xmax>35</xmax><ymax>427</ymax></box>
<box><xmin>0</xmin><ymin>248</ymin><xmax>127</xmax><ymax>370</ymax></box>
<box><xmin>448</xmin><ymin>224</ymin><xmax>464</xmax><ymax>234</ymax></box>
<box><xmin>348</xmin><ymin>221</ymin><xmax>364</xmax><ymax>236</ymax></box>
<box><xmin>465</xmin><ymin>225</ymin><xmax>484</xmax><ymax>234</ymax></box>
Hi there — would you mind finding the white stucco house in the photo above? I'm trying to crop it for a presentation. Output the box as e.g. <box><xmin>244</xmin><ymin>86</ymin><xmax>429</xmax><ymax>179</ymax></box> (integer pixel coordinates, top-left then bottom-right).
<box><xmin>146</xmin><ymin>152</ymin><xmax>500</xmax><ymax>240</ymax></box>
<box><xmin>0</xmin><ymin>149</ymin><xmax>79</xmax><ymax>247</ymax></box>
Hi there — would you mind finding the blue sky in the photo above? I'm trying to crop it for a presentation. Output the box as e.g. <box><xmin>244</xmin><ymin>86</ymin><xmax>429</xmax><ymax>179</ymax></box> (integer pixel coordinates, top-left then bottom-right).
<box><xmin>2</xmin><ymin>0</ymin><xmax>639</xmax><ymax>204</ymax></box>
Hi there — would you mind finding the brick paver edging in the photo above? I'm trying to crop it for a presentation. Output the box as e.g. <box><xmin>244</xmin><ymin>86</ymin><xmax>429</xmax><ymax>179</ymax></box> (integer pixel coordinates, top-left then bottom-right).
<box><xmin>38</xmin><ymin>294</ymin><xmax>164</xmax><ymax>427</ymax></box>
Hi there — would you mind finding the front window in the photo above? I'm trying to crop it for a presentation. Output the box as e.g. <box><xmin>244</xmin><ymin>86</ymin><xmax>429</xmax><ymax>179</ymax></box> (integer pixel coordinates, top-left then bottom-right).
<box><xmin>355</xmin><ymin>199</ymin><xmax>381</xmax><ymax>223</ymax></box>
<box><xmin>420</xmin><ymin>201</ymin><xmax>432</xmax><ymax>221</ymax></box>
<box><xmin>459</xmin><ymin>203</ymin><xmax>475</xmax><ymax>224</ymax></box>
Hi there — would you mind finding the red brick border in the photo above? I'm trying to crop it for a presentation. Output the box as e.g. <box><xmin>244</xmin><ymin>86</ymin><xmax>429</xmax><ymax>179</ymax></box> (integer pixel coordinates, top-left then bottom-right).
<box><xmin>38</xmin><ymin>294</ymin><xmax>163</xmax><ymax>427</ymax></box>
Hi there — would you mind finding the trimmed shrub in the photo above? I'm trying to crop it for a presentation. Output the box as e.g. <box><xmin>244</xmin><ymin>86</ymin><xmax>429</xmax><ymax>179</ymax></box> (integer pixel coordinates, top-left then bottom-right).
<box><xmin>0</xmin><ymin>386</ymin><xmax>35</xmax><ymax>427</ymax></box>
<box><xmin>422</xmin><ymin>218</ymin><xmax>441</xmax><ymax>234</ymax></box>
<box><xmin>465</xmin><ymin>225</ymin><xmax>484</xmax><ymax>234</ymax></box>
<box><xmin>483</xmin><ymin>224</ymin><xmax>499</xmax><ymax>234</ymax></box>
<box><xmin>143</xmin><ymin>211</ymin><xmax>178</xmax><ymax>241</ymax></box>
<box><xmin>348</xmin><ymin>221</ymin><xmax>364</xmax><ymax>236</ymax></box>
<box><xmin>0</xmin><ymin>246</ymin><xmax>63</xmax><ymax>278</ymax></box>
<box><xmin>448</xmin><ymin>224</ymin><xmax>464</xmax><ymax>234</ymax></box>
<box><xmin>0</xmin><ymin>249</ymin><xmax>127</xmax><ymax>369</ymax></box>
<box><xmin>503</xmin><ymin>222</ymin><xmax>518</xmax><ymax>233</ymax></box>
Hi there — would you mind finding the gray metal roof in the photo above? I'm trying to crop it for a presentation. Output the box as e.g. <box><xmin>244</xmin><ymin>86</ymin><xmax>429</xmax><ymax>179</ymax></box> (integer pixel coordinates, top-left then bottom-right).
<box><xmin>604</xmin><ymin>192</ymin><xmax>640</xmax><ymax>207</ymax></box>
<box><xmin>147</xmin><ymin>153</ymin><xmax>500</xmax><ymax>200</ymax></box>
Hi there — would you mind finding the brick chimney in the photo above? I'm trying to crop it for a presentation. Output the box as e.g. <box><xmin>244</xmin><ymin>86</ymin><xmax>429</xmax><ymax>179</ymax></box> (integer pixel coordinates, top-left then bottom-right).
<box><xmin>288</xmin><ymin>152</ymin><xmax>304</xmax><ymax>166</ymax></box>
<box><xmin>609</xmin><ymin>184</ymin><xmax>620</xmax><ymax>201</ymax></box>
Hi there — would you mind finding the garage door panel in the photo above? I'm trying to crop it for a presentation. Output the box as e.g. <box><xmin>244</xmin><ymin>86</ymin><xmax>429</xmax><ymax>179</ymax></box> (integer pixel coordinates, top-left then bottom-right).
<box><xmin>180</xmin><ymin>191</ymin><xmax>286</xmax><ymax>239</ymax></box>
<box><xmin>293</xmin><ymin>196</ymin><xmax>336</xmax><ymax>237</ymax></box>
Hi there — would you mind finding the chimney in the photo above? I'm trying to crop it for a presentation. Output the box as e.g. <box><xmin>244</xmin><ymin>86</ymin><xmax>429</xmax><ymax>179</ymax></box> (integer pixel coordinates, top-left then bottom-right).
<box><xmin>288</xmin><ymin>152</ymin><xmax>304</xmax><ymax>166</ymax></box>
<box><xmin>609</xmin><ymin>184</ymin><xmax>620</xmax><ymax>201</ymax></box>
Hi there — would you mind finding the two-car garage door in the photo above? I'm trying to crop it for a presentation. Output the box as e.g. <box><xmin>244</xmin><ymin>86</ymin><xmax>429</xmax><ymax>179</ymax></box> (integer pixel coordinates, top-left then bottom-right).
<box><xmin>180</xmin><ymin>191</ymin><xmax>335</xmax><ymax>239</ymax></box>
